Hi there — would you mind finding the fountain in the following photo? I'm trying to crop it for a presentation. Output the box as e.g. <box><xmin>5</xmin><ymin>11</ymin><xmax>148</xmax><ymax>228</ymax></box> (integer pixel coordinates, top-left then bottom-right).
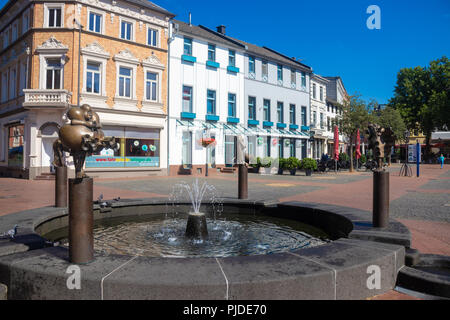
<box><xmin>0</xmin><ymin>112</ymin><xmax>415</xmax><ymax>300</ymax></box>
<box><xmin>182</xmin><ymin>179</ymin><xmax>215</xmax><ymax>239</ymax></box>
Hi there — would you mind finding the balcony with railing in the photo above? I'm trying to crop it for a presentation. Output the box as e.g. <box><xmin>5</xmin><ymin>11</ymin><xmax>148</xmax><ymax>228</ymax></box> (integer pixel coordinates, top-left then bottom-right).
<box><xmin>23</xmin><ymin>89</ymin><xmax>72</xmax><ymax>109</ymax></box>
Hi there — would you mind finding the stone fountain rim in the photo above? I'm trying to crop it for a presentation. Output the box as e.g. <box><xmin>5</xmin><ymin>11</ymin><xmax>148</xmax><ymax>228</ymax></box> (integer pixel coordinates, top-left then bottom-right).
<box><xmin>0</xmin><ymin>198</ymin><xmax>410</xmax><ymax>300</ymax></box>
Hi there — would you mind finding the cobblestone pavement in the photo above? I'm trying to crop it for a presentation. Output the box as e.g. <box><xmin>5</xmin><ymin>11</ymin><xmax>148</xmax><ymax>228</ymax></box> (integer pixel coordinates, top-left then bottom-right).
<box><xmin>0</xmin><ymin>163</ymin><xmax>448</xmax><ymax>300</ymax></box>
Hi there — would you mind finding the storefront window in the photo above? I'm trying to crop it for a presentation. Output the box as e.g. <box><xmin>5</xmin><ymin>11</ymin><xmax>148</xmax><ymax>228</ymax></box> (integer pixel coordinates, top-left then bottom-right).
<box><xmin>8</xmin><ymin>124</ymin><xmax>24</xmax><ymax>167</ymax></box>
<box><xmin>85</xmin><ymin>127</ymin><xmax>160</xmax><ymax>168</ymax></box>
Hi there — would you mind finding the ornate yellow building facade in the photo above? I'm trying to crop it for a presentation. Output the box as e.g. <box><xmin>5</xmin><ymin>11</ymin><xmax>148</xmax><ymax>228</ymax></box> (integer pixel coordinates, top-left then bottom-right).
<box><xmin>0</xmin><ymin>0</ymin><xmax>174</xmax><ymax>179</ymax></box>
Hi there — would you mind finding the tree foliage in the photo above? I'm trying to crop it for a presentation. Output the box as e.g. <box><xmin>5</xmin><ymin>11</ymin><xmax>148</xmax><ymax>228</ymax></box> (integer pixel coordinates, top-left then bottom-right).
<box><xmin>389</xmin><ymin>56</ymin><xmax>450</xmax><ymax>155</ymax></box>
<box><xmin>373</xmin><ymin>105</ymin><xmax>407</xmax><ymax>142</ymax></box>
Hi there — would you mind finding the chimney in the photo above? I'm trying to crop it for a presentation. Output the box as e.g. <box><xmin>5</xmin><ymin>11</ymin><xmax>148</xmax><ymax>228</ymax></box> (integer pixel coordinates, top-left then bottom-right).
<box><xmin>216</xmin><ymin>25</ymin><xmax>226</xmax><ymax>35</ymax></box>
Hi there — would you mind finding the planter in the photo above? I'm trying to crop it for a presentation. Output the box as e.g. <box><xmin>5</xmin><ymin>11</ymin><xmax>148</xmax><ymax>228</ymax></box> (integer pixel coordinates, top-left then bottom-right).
<box><xmin>278</xmin><ymin>168</ymin><xmax>284</xmax><ymax>175</ymax></box>
<box><xmin>289</xmin><ymin>169</ymin><xmax>297</xmax><ymax>176</ymax></box>
<box><xmin>264</xmin><ymin>167</ymin><xmax>271</xmax><ymax>175</ymax></box>
<box><xmin>305</xmin><ymin>169</ymin><xmax>312</xmax><ymax>176</ymax></box>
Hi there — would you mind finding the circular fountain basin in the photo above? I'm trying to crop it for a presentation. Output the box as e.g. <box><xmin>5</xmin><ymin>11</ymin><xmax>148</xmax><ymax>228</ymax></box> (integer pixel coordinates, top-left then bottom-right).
<box><xmin>43</xmin><ymin>213</ymin><xmax>329</xmax><ymax>258</ymax></box>
<box><xmin>0</xmin><ymin>199</ymin><xmax>410</xmax><ymax>300</ymax></box>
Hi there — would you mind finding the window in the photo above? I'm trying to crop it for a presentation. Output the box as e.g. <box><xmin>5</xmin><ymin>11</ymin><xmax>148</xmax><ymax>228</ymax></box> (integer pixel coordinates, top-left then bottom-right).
<box><xmin>313</xmin><ymin>83</ymin><xmax>317</xmax><ymax>99</ymax></box>
<box><xmin>184</xmin><ymin>38</ymin><xmax>192</xmax><ymax>55</ymax></box>
<box><xmin>289</xmin><ymin>104</ymin><xmax>296</xmax><ymax>124</ymax></box>
<box><xmin>248</xmin><ymin>96</ymin><xmax>256</xmax><ymax>120</ymax></box>
<box><xmin>88</xmin><ymin>12</ymin><xmax>102</xmax><ymax>33</ymax></box>
<box><xmin>145</xmin><ymin>72</ymin><xmax>158</xmax><ymax>101</ymax></box>
<box><xmin>22</xmin><ymin>12</ymin><xmax>29</xmax><ymax>34</ymax></box>
<box><xmin>320</xmin><ymin>113</ymin><xmax>324</xmax><ymax>129</ymax></box>
<box><xmin>46</xmin><ymin>59</ymin><xmax>62</xmax><ymax>89</ymax></box>
<box><xmin>320</xmin><ymin>86</ymin><xmax>323</xmax><ymax>101</ymax></box>
<box><xmin>327</xmin><ymin>117</ymin><xmax>331</xmax><ymax>131</ymax></box>
<box><xmin>262</xmin><ymin>61</ymin><xmax>268</xmax><ymax>81</ymax></box>
<box><xmin>1</xmin><ymin>72</ymin><xmax>7</xmax><ymax>102</ymax></box>
<box><xmin>228</xmin><ymin>93</ymin><xmax>236</xmax><ymax>117</ymax></box>
<box><xmin>208</xmin><ymin>44</ymin><xmax>216</xmax><ymax>61</ymax></box>
<box><xmin>48</xmin><ymin>8</ymin><xmax>62</xmax><ymax>27</ymax></box>
<box><xmin>19</xmin><ymin>63</ymin><xmax>27</xmax><ymax>95</ymax></box>
<box><xmin>301</xmin><ymin>72</ymin><xmax>306</xmax><ymax>88</ymax></box>
<box><xmin>182</xmin><ymin>131</ymin><xmax>192</xmax><ymax>168</ymax></box>
<box><xmin>277</xmin><ymin>64</ymin><xmax>283</xmax><ymax>83</ymax></box>
<box><xmin>147</xmin><ymin>28</ymin><xmax>158</xmax><ymax>47</ymax></box>
<box><xmin>86</xmin><ymin>62</ymin><xmax>101</xmax><ymax>94</ymax></box>
<box><xmin>263</xmin><ymin>99</ymin><xmax>271</xmax><ymax>121</ymax></box>
<box><xmin>290</xmin><ymin>139</ymin><xmax>296</xmax><ymax>158</ymax></box>
<box><xmin>2</xmin><ymin>30</ymin><xmax>9</xmax><ymax>49</ymax></box>
<box><xmin>229</xmin><ymin>50</ymin><xmax>235</xmax><ymax>67</ymax></box>
<box><xmin>86</xmin><ymin>127</ymin><xmax>161</xmax><ymax>168</ymax></box>
<box><xmin>291</xmin><ymin>69</ymin><xmax>296</xmax><ymax>85</ymax></box>
<box><xmin>207</xmin><ymin>90</ymin><xmax>216</xmax><ymax>115</ymax></box>
<box><xmin>182</xmin><ymin>86</ymin><xmax>193</xmax><ymax>112</ymax></box>
<box><xmin>118</xmin><ymin>67</ymin><xmax>132</xmax><ymax>98</ymax></box>
<box><xmin>313</xmin><ymin>111</ymin><xmax>317</xmax><ymax>127</ymax></box>
<box><xmin>12</xmin><ymin>23</ymin><xmax>18</xmax><ymax>42</ymax></box>
<box><xmin>301</xmin><ymin>106</ymin><xmax>307</xmax><ymax>126</ymax></box>
<box><xmin>265</xmin><ymin>136</ymin><xmax>271</xmax><ymax>157</ymax></box>
<box><xmin>248</xmin><ymin>56</ymin><xmax>255</xmax><ymax>74</ymax></box>
<box><xmin>277</xmin><ymin>102</ymin><xmax>284</xmax><ymax>123</ymax></box>
<box><xmin>121</xmin><ymin>21</ymin><xmax>132</xmax><ymax>40</ymax></box>
<box><xmin>9</xmin><ymin>68</ymin><xmax>16</xmax><ymax>99</ymax></box>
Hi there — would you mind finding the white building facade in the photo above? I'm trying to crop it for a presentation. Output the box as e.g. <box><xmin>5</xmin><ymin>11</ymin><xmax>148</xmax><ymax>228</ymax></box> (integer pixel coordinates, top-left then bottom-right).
<box><xmin>310</xmin><ymin>74</ymin><xmax>329</xmax><ymax>159</ymax></box>
<box><xmin>240</xmin><ymin>43</ymin><xmax>312</xmax><ymax>162</ymax></box>
<box><xmin>167</xmin><ymin>21</ymin><xmax>246</xmax><ymax>175</ymax></box>
<box><xmin>324</xmin><ymin>76</ymin><xmax>348</xmax><ymax>156</ymax></box>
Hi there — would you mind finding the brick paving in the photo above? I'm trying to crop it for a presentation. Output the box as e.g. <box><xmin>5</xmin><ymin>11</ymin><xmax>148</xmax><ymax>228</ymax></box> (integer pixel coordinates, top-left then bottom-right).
<box><xmin>0</xmin><ymin>163</ymin><xmax>448</xmax><ymax>300</ymax></box>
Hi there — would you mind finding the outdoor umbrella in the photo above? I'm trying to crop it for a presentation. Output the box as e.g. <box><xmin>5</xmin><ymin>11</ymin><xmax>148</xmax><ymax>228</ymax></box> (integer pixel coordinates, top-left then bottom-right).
<box><xmin>356</xmin><ymin>129</ymin><xmax>361</xmax><ymax>159</ymax></box>
<box><xmin>334</xmin><ymin>125</ymin><xmax>339</xmax><ymax>161</ymax></box>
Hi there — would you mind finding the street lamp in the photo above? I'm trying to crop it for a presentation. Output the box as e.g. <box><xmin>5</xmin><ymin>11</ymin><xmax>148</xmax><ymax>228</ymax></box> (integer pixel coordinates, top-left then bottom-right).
<box><xmin>73</xmin><ymin>19</ymin><xmax>83</xmax><ymax>108</ymax></box>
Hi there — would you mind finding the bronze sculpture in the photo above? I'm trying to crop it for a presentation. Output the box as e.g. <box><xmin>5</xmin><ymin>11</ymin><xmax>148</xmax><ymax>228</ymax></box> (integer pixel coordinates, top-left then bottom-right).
<box><xmin>53</xmin><ymin>104</ymin><xmax>118</xmax><ymax>178</ymax></box>
<box><xmin>367</xmin><ymin>123</ymin><xmax>396</xmax><ymax>170</ymax></box>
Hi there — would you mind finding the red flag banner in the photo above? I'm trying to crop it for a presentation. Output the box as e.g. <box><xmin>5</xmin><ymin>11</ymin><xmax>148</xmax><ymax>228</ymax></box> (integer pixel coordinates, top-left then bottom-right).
<box><xmin>334</xmin><ymin>125</ymin><xmax>339</xmax><ymax>161</ymax></box>
<box><xmin>356</xmin><ymin>129</ymin><xmax>361</xmax><ymax>160</ymax></box>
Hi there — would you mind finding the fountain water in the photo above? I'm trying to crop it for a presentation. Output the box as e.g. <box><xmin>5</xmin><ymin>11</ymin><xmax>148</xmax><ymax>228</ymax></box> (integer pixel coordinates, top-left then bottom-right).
<box><xmin>174</xmin><ymin>179</ymin><xmax>220</xmax><ymax>239</ymax></box>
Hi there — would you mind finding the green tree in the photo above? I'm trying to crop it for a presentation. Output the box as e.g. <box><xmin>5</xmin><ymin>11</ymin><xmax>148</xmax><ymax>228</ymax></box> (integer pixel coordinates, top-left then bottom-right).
<box><xmin>389</xmin><ymin>56</ymin><xmax>450</xmax><ymax>159</ymax></box>
<box><xmin>340</xmin><ymin>95</ymin><xmax>373</xmax><ymax>172</ymax></box>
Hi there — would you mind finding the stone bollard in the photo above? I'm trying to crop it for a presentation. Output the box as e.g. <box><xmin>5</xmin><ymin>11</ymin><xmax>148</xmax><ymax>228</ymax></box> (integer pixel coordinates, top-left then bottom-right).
<box><xmin>373</xmin><ymin>170</ymin><xmax>390</xmax><ymax>228</ymax></box>
<box><xmin>69</xmin><ymin>177</ymin><xmax>94</xmax><ymax>264</ymax></box>
<box><xmin>238</xmin><ymin>164</ymin><xmax>248</xmax><ymax>199</ymax></box>
<box><xmin>0</xmin><ymin>283</ymin><xmax>7</xmax><ymax>300</ymax></box>
<box><xmin>55</xmin><ymin>166</ymin><xmax>68</xmax><ymax>207</ymax></box>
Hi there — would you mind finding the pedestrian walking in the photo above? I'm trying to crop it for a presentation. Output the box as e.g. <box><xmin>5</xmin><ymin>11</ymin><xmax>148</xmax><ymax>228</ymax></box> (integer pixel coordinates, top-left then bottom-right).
<box><xmin>439</xmin><ymin>154</ymin><xmax>445</xmax><ymax>169</ymax></box>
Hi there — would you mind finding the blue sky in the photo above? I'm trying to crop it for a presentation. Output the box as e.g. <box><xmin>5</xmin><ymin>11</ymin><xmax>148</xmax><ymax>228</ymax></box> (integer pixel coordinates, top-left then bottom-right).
<box><xmin>2</xmin><ymin>0</ymin><xmax>449</xmax><ymax>103</ymax></box>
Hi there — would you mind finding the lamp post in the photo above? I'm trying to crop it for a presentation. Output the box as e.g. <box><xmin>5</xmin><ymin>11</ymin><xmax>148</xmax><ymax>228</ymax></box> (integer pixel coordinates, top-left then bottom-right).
<box><xmin>73</xmin><ymin>19</ymin><xmax>83</xmax><ymax>108</ymax></box>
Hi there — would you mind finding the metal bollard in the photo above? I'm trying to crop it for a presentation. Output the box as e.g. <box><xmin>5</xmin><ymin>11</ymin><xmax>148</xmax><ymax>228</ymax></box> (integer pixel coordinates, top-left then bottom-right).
<box><xmin>55</xmin><ymin>166</ymin><xmax>68</xmax><ymax>207</ymax></box>
<box><xmin>69</xmin><ymin>177</ymin><xmax>94</xmax><ymax>264</ymax></box>
<box><xmin>238</xmin><ymin>164</ymin><xmax>248</xmax><ymax>199</ymax></box>
<box><xmin>373</xmin><ymin>170</ymin><xmax>390</xmax><ymax>228</ymax></box>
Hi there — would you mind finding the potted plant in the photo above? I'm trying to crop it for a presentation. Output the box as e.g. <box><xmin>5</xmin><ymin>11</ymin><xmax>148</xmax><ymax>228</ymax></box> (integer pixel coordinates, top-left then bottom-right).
<box><xmin>261</xmin><ymin>157</ymin><xmax>272</xmax><ymax>174</ymax></box>
<box><xmin>249</xmin><ymin>157</ymin><xmax>261</xmax><ymax>173</ymax></box>
<box><xmin>301</xmin><ymin>158</ymin><xmax>317</xmax><ymax>176</ymax></box>
<box><xmin>278</xmin><ymin>158</ymin><xmax>285</xmax><ymax>175</ymax></box>
<box><xmin>286</xmin><ymin>157</ymin><xmax>299</xmax><ymax>175</ymax></box>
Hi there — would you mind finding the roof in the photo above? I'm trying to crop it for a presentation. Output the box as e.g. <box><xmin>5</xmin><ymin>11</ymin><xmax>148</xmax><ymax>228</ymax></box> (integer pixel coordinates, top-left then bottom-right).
<box><xmin>324</xmin><ymin>76</ymin><xmax>348</xmax><ymax>95</ymax></box>
<box><xmin>0</xmin><ymin>0</ymin><xmax>175</xmax><ymax>20</ymax></box>
<box><xmin>175</xmin><ymin>20</ymin><xmax>246</xmax><ymax>50</ymax></box>
<box><xmin>176</xmin><ymin>20</ymin><xmax>312</xmax><ymax>72</ymax></box>
<box><xmin>232</xmin><ymin>37</ymin><xmax>312</xmax><ymax>72</ymax></box>
<box><xmin>126</xmin><ymin>0</ymin><xmax>174</xmax><ymax>17</ymax></box>
<box><xmin>312</xmin><ymin>74</ymin><xmax>329</xmax><ymax>84</ymax></box>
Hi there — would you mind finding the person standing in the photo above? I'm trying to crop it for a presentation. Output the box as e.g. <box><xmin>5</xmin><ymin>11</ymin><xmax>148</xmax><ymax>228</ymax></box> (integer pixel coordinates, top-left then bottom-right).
<box><xmin>439</xmin><ymin>154</ymin><xmax>445</xmax><ymax>169</ymax></box>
